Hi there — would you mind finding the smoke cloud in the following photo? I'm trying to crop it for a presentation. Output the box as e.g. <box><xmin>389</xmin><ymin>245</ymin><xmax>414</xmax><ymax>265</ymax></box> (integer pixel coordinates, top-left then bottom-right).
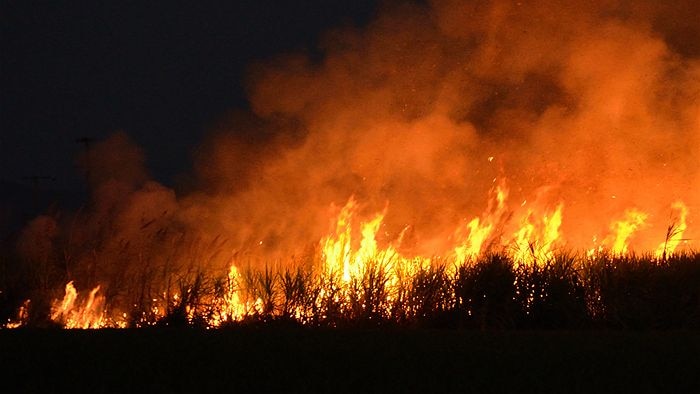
<box><xmin>20</xmin><ymin>0</ymin><xmax>700</xmax><ymax>294</ymax></box>
<box><xmin>199</xmin><ymin>0</ymin><xmax>699</xmax><ymax>254</ymax></box>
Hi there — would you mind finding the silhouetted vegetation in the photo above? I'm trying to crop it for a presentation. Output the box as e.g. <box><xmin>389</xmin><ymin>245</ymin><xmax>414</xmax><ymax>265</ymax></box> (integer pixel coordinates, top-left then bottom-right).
<box><xmin>2</xmin><ymin>245</ymin><xmax>699</xmax><ymax>330</ymax></box>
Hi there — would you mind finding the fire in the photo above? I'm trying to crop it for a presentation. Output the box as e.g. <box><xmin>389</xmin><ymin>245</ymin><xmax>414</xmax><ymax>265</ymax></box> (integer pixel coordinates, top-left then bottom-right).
<box><xmin>50</xmin><ymin>282</ymin><xmax>108</xmax><ymax>329</ymax></box>
<box><xmin>319</xmin><ymin>182</ymin><xmax>570</xmax><ymax>287</ymax></box>
<box><xmin>511</xmin><ymin>204</ymin><xmax>563</xmax><ymax>267</ymax></box>
<box><xmin>656</xmin><ymin>201</ymin><xmax>689</xmax><ymax>259</ymax></box>
<box><xmin>454</xmin><ymin>184</ymin><xmax>507</xmax><ymax>263</ymax></box>
<box><xmin>221</xmin><ymin>264</ymin><xmax>246</xmax><ymax>323</ymax></box>
<box><xmin>321</xmin><ymin>199</ymin><xmax>406</xmax><ymax>285</ymax></box>
<box><xmin>322</xmin><ymin>198</ymin><xmax>358</xmax><ymax>281</ymax></box>
<box><xmin>5</xmin><ymin>300</ymin><xmax>30</xmax><ymax>328</ymax></box>
<box><xmin>21</xmin><ymin>179</ymin><xmax>689</xmax><ymax>330</ymax></box>
<box><xmin>5</xmin><ymin>1</ymin><xmax>700</xmax><ymax>330</ymax></box>
<box><xmin>609</xmin><ymin>209</ymin><xmax>648</xmax><ymax>255</ymax></box>
<box><xmin>317</xmin><ymin>180</ymin><xmax>693</xmax><ymax>283</ymax></box>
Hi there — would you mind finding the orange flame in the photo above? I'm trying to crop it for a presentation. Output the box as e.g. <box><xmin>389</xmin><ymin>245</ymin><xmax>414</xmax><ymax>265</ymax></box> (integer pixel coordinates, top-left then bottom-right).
<box><xmin>51</xmin><ymin>282</ymin><xmax>108</xmax><ymax>329</ymax></box>
<box><xmin>609</xmin><ymin>209</ymin><xmax>648</xmax><ymax>255</ymax></box>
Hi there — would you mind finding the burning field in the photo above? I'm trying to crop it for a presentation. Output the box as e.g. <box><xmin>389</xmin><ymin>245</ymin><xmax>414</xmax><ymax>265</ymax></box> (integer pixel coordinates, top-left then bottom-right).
<box><xmin>2</xmin><ymin>0</ymin><xmax>700</xmax><ymax>330</ymax></box>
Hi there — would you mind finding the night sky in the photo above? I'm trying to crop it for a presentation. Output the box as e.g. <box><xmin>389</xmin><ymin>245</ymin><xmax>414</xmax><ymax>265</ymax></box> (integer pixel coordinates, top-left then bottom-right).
<box><xmin>2</xmin><ymin>1</ymin><xmax>377</xmax><ymax>195</ymax></box>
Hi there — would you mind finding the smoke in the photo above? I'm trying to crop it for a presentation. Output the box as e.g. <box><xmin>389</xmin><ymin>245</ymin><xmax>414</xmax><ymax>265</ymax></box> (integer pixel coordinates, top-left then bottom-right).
<box><xmin>19</xmin><ymin>0</ymin><xmax>700</xmax><ymax>291</ymax></box>
<box><xmin>199</xmin><ymin>0</ymin><xmax>699</xmax><ymax>254</ymax></box>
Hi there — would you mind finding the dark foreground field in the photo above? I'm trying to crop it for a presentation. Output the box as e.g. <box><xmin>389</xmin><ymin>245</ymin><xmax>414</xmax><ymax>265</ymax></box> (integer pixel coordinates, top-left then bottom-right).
<box><xmin>1</xmin><ymin>329</ymin><xmax>699</xmax><ymax>393</ymax></box>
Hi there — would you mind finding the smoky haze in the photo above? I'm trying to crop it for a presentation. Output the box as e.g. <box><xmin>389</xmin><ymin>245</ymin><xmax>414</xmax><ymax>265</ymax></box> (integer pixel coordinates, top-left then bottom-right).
<box><xmin>20</xmin><ymin>0</ymin><xmax>700</xmax><ymax>283</ymax></box>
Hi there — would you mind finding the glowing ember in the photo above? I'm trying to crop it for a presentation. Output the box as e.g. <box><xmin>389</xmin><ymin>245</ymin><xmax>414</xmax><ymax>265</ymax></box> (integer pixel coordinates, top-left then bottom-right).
<box><xmin>5</xmin><ymin>300</ymin><xmax>30</xmax><ymax>329</ymax></box>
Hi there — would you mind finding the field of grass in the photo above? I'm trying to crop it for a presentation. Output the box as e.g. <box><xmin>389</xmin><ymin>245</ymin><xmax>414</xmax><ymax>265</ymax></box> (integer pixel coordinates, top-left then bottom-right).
<box><xmin>2</xmin><ymin>328</ymin><xmax>699</xmax><ymax>392</ymax></box>
<box><xmin>2</xmin><ymin>251</ymin><xmax>700</xmax><ymax>329</ymax></box>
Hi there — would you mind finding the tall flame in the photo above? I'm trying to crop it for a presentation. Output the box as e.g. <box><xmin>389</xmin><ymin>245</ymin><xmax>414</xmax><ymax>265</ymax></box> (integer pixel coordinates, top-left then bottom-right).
<box><xmin>51</xmin><ymin>282</ymin><xmax>107</xmax><ymax>329</ymax></box>
<box><xmin>454</xmin><ymin>184</ymin><xmax>508</xmax><ymax>262</ymax></box>
<box><xmin>609</xmin><ymin>209</ymin><xmax>648</xmax><ymax>255</ymax></box>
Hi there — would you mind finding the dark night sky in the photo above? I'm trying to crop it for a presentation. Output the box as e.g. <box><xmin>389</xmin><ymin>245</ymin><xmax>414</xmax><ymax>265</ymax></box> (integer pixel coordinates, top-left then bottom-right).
<box><xmin>1</xmin><ymin>1</ymin><xmax>377</xmax><ymax>195</ymax></box>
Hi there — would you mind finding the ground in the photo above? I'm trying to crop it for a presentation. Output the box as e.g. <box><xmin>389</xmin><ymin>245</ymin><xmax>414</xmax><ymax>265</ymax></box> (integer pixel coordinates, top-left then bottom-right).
<box><xmin>1</xmin><ymin>328</ymin><xmax>699</xmax><ymax>393</ymax></box>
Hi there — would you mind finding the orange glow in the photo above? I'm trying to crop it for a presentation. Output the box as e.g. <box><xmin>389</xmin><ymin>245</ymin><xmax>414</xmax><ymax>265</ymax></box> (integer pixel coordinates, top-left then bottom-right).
<box><xmin>8</xmin><ymin>0</ymin><xmax>700</xmax><ymax>329</ymax></box>
<box><xmin>609</xmin><ymin>209</ymin><xmax>648</xmax><ymax>255</ymax></box>
<box><xmin>5</xmin><ymin>300</ymin><xmax>30</xmax><ymax>328</ymax></box>
<box><xmin>656</xmin><ymin>201</ymin><xmax>689</xmax><ymax>258</ymax></box>
<box><xmin>510</xmin><ymin>203</ymin><xmax>564</xmax><ymax>267</ymax></box>
<box><xmin>51</xmin><ymin>282</ymin><xmax>108</xmax><ymax>329</ymax></box>
<box><xmin>454</xmin><ymin>184</ymin><xmax>507</xmax><ymax>263</ymax></box>
<box><xmin>31</xmin><ymin>185</ymin><xmax>692</xmax><ymax>329</ymax></box>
